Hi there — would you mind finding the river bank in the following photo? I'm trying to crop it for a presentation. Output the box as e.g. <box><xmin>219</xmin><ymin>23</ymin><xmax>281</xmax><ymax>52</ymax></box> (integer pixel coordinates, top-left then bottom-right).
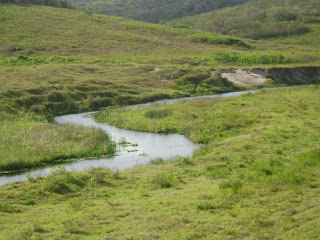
<box><xmin>0</xmin><ymin>85</ymin><xmax>319</xmax><ymax>239</ymax></box>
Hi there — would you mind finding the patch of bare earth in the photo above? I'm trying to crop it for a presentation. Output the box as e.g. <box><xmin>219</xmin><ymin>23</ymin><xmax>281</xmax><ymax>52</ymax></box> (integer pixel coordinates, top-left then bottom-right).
<box><xmin>213</xmin><ymin>69</ymin><xmax>268</xmax><ymax>87</ymax></box>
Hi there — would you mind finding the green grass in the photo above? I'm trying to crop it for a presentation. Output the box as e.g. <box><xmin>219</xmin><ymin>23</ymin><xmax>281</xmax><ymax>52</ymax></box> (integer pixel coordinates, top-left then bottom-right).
<box><xmin>0</xmin><ymin>112</ymin><xmax>116</xmax><ymax>172</ymax></box>
<box><xmin>0</xmin><ymin>3</ymin><xmax>319</xmax><ymax>240</ymax></box>
<box><xmin>145</xmin><ymin>109</ymin><xmax>173</xmax><ymax>119</ymax></box>
<box><xmin>0</xmin><ymin>4</ymin><xmax>319</xmax><ymax>120</ymax></box>
<box><xmin>0</xmin><ymin>4</ymin><xmax>257</xmax><ymax>119</ymax></box>
<box><xmin>0</xmin><ymin>0</ymin><xmax>74</xmax><ymax>8</ymax></box>
<box><xmin>0</xmin><ymin>86</ymin><xmax>319</xmax><ymax>239</ymax></box>
<box><xmin>169</xmin><ymin>0</ymin><xmax>320</xmax><ymax>41</ymax></box>
<box><xmin>214</xmin><ymin>52</ymin><xmax>298</xmax><ymax>65</ymax></box>
<box><xmin>69</xmin><ymin>0</ymin><xmax>251</xmax><ymax>23</ymax></box>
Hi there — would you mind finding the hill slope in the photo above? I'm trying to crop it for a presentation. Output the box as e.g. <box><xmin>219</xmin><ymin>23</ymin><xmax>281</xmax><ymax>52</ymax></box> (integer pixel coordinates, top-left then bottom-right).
<box><xmin>0</xmin><ymin>0</ymin><xmax>74</xmax><ymax>8</ymax></box>
<box><xmin>1</xmin><ymin>3</ymin><xmax>320</xmax><ymax>120</ymax></box>
<box><xmin>1</xmin><ymin>86</ymin><xmax>320</xmax><ymax>239</ymax></box>
<box><xmin>0</xmin><ymin>4</ymin><xmax>319</xmax><ymax>239</ymax></box>
<box><xmin>0</xmin><ymin>3</ymin><xmax>256</xmax><ymax>121</ymax></box>
<box><xmin>170</xmin><ymin>0</ymin><xmax>320</xmax><ymax>41</ymax></box>
<box><xmin>70</xmin><ymin>0</ymin><xmax>251</xmax><ymax>23</ymax></box>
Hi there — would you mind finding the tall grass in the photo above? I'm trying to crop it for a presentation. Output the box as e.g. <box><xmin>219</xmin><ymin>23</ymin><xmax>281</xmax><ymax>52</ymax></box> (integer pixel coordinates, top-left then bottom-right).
<box><xmin>145</xmin><ymin>109</ymin><xmax>173</xmax><ymax>119</ymax></box>
<box><xmin>0</xmin><ymin>115</ymin><xmax>116</xmax><ymax>171</ymax></box>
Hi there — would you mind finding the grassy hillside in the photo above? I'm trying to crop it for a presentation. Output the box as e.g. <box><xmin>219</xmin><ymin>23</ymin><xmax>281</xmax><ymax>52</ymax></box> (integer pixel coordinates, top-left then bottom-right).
<box><xmin>70</xmin><ymin>0</ymin><xmax>251</xmax><ymax>23</ymax></box>
<box><xmin>1</xmin><ymin>86</ymin><xmax>319</xmax><ymax>239</ymax></box>
<box><xmin>170</xmin><ymin>0</ymin><xmax>320</xmax><ymax>41</ymax></box>
<box><xmin>0</xmin><ymin>3</ymin><xmax>319</xmax><ymax>173</ymax></box>
<box><xmin>3</xmin><ymin>3</ymin><xmax>319</xmax><ymax>120</ymax></box>
<box><xmin>0</xmin><ymin>0</ymin><xmax>74</xmax><ymax>8</ymax></box>
<box><xmin>0</xmin><ymin>4</ymin><xmax>254</xmax><ymax>118</ymax></box>
<box><xmin>0</xmin><ymin>3</ymin><xmax>247</xmax><ymax>173</ymax></box>
<box><xmin>0</xmin><ymin>3</ymin><xmax>320</xmax><ymax>239</ymax></box>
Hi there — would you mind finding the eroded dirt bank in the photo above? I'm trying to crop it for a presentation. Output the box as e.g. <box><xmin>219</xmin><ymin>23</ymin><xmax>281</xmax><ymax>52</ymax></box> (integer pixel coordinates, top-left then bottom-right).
<box><xmin>215</xmin><ymin>67</ymin><xmax>320</xmax><ymax>86</ymax></box>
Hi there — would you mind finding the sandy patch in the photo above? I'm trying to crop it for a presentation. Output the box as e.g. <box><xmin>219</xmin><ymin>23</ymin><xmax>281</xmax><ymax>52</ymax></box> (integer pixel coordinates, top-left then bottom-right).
<box><xmin>214</xmin><ymin>69</ymin><xmax>268</xmax><ymax>87</ymax></box>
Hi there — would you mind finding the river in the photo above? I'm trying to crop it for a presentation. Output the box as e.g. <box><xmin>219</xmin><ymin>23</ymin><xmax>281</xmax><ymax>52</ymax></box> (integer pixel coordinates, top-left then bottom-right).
<box><xmin>0</xmin><ymin>89</ymin><xmax>257</xmax><ymax>186</ymax></box>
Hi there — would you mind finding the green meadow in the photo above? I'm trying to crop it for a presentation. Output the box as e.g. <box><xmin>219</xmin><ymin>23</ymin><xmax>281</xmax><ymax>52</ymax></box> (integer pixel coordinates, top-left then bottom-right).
<box><xmin>169</xmin><ymin>0</ymin><xmax>320</xmax><ymax>40</ymax></box>
<box><xmin>0</xmin><ymin>1</ymin><xmax>320</xmax><ymax>239</ymax></box>
<box><xmin>1</xmin><ymin>86</ymin><xmax>319</xmax><ymax>239</ymax></box>
<box><xmin>0</xmin><ymin>112</ymin><xmax>116</xmax><ymax>172</ymax></box>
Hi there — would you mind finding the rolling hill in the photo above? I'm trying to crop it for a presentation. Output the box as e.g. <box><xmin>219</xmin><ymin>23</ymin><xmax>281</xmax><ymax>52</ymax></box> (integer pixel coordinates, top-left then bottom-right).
<box><xmin>0</xmin><ymin>2</ymin><xmax>319</xmax><ymax>240</ymax></box>
<box><xmin>0</xmin><ymin>2</ymin><xmax>319</xmax><ymax>119</ymax></box>
<box><xmin>69</xmin><ymin>0</ymin><xmax>252</xmax><ymax>23</ymax></box>
<box><xmin>169</xmin><ymin>0</ymin><xmax>320</xmax><ymax>41</ymax></box>
<box><xmin>0</xmin><ymin>0</ymin><xmax>74</xmax><ymax>8</ymax></box>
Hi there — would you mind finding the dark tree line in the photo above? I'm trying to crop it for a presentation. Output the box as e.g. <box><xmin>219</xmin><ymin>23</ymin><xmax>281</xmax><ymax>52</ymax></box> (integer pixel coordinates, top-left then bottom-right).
<box><xmin>0</xmin><ymin>0</ymin><xmax>74</xmax><ymax>8</ymax></box>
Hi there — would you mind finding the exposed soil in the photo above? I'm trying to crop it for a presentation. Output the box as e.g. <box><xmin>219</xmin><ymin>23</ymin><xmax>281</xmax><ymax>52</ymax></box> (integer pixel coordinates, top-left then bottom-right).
<box><xmin>213</xmin><ymin>67</ymin><xmax>320</xmax><ymax>87</ymax></box>
<box><xmin>219</xmin><ymin>69</ymin><xmax>267</xmax><ymax>87</ymax></box>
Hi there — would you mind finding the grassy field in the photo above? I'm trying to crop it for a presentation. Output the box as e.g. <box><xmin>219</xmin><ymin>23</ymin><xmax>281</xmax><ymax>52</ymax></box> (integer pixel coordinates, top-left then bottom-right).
<box><xmin>169</xmin><ymin>0</ymin><xmax>320</xmax><ymax>41</ymax></box>
<box><xmin>0</xmin><ymin>4</ymin><xmax>319</xmax><ymax>238</ymax></box>
<box><xmin>1</xmin><ymin>4</ymin><xmax>320</xmax><ymax>119</ymax></box>
<box><xmin>0</xmin><ymin>112</ymin><xmax>116</xmax><ymax>172</ymax></box>
<box><xmin>1</xmin><ymin>3</ymin><xmax>318</xmax><ymax>173</ymax></box>
<box><xmin>69</xmin><ymin>0</ymin><xmax>250</xmax><ymax>23</ymax></box>
<box><xmin>0</xmin><ymin>86</ymin><xmax>319</xmax><ymax>239</ymax></box>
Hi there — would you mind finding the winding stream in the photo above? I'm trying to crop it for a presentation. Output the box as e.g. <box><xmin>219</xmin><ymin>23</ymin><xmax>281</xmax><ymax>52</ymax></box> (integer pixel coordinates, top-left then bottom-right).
<box><xmin>0</xmin><ymin>90</ymin><xmax>257</xmax><ymax>186</ymax></box>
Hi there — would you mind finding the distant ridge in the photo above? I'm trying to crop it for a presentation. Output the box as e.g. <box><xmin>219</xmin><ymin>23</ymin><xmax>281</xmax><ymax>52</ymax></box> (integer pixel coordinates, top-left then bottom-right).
<box><xmin>69</xmin><ymin>0</ymin><xmax>251</xmax><ymax>23</ymax></box>
<box><xmin>0</xmin><ymin>0</ymin><xmax>74</xmax><ymax>8</ymax></box>
<box><xmin>169</xmin><ymin>0</ymin><xmax>320</xmax><ymax>40</ymax></box>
